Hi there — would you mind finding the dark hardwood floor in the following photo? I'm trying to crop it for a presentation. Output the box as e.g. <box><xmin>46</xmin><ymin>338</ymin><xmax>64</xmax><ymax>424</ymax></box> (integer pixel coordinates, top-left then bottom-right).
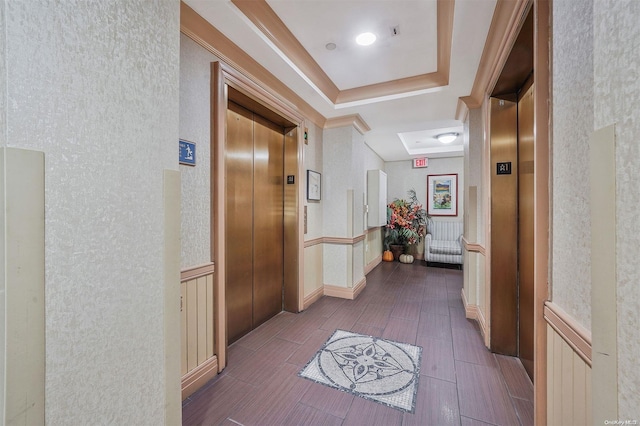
<box><xmin>182</xmin><ymin>261</ymin><xmax>534</xmax><ymax>426</ymax></box>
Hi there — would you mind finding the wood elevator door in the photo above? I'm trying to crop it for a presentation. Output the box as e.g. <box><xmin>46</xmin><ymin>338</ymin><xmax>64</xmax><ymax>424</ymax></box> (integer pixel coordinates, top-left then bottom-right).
<box><xmin>489</xmin><ymin>81</ymin><xmax>535</xmax><ymax>380</ymax></box>
<box><xmin>226</xmin><ymin>101</ymin><xmax>284</xmax><ymax>344</ymax></box>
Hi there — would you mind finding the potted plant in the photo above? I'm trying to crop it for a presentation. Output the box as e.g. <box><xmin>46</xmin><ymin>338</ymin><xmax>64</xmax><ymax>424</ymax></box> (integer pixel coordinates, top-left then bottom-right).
<box><xmin>384</xmin><ymin>189</ymin><xmax>428</xmax><ymax>261</ymax></box>
<box><xmin>406</xmin><ymin>189</ymin><xmax>428</xmax><ymax>259</ymax></box>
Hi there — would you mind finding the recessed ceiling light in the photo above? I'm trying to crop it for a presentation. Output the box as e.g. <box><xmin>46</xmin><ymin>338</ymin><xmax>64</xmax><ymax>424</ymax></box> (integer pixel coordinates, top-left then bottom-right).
<box><xmin>356</xmin><ymin>32</ymin><xmax>376</xmax><ymax>46</ymax></box>
<box><xmin>436</xmin><ymin>133</ymin><xmax>459</xmax><ymax>144</ymax></box>
<box><xmin>325</xmin><ymin>42</ymin><xmax>337</xmax><ymax>51</ymax></box>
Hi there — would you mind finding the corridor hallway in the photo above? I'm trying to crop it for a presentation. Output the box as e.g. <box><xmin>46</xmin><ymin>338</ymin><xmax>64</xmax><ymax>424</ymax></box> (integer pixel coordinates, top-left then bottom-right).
<box><xmin>182</xmin><ymin>262</ymin><xmax>533</xmax><ymax>425</ymax></box>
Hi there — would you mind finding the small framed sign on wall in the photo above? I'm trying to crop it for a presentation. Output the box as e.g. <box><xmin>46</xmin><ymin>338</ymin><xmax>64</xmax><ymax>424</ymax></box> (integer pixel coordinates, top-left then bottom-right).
<box><xmin>307</xmin><ymin>170</ymin><xmax>321</xmax><ymax>201</ymax></box>
<box><xmin>179</xmin><ymin>139</ymin><xmax>196</xmax><ymax>166</ymax></box>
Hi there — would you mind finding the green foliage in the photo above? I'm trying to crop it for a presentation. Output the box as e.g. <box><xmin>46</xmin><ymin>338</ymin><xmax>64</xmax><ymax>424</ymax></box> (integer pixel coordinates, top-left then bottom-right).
<box><xmin>384</xmin><ymin>189</ymin><xmax>429</xmax><ymax>249</ymax></box>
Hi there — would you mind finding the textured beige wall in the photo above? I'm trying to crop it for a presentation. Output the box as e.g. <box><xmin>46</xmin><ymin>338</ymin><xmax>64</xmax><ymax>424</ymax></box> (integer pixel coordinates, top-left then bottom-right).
<box><xmin>0</xmin><ymin>1</ymin><xmax>5</xmax><ymax>148</ymax></box>
<box><xmin>303</xmin><ymin>244</ymin><xmax>323</xmax><ymax>298</ymax></box>
<box><xmin>304</xmin><ymin>123</ymin><xmax>324</xmax><ymax>240</ymax></box>
<box><xmin>3</xmin><ymin>1</ymin><xmax>180</xmax><ymax>423</ymax></box>
<box><xmin>553</xmin><ymin>0</ymin><xmax>640</xmax><ymax>417</ymax></box>
<box><xmin>179</xmin><ymin>34</ymin><xmax>216</xmax><ymax>269</ymax></box>
<box><xmin>593</xmin><ymin>0</ymin><xmax>640</xmax><ymax>417</ymax></box>
<box><xmin>321</xmin><ymin>126</ymin><xmax>370</xmax><ymax>288</ymax></box>
<box><xmin>551</xmin><ymin>0</ymin><xmax>593</xmax><ymax>330</ymax></box>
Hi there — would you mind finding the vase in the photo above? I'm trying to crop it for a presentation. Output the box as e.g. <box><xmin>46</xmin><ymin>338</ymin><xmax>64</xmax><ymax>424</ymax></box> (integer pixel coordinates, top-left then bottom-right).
<box><xmin>389</xmin><ymin>244</ymin><xmax>404</xmax><ymax>261</ymax></box>
<box><xmin>407</xmin><ymin>238</ymin><xmax>425</xmax><ymax>261</ymax></box>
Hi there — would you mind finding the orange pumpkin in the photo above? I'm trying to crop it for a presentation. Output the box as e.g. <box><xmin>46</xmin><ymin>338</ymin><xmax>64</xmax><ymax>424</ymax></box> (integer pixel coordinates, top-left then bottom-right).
<box><xmin>382</xmin><ymin>250</ymin><xmax>394</xmax><ymax>262</ymax></box>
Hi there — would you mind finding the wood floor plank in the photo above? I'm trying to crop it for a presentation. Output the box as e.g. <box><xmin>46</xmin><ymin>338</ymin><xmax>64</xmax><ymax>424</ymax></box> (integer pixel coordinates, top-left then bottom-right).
<box><xmin>357</xmin><ymin>303</ymin><xmax>393</xmax><ymax>329</ymax></box>
<box><xmin>512</xmin><ymin>396</ymin><xmax>534</xmax><ymax>426</ymax></box>
<box><xmin>224</xmin><ymin>337</ymin><xmax>300</xmax><ymax>386</ymax></box>
<box><xmin>342</xmin><ymin>393</ymin><xmax>403</xmax><ymax>426</ymax></box>
<box><xmin>461</xmin><ymin>416</ymin><xmax>496</xmax><ymax>426</ymax></box>
<box><xmin>397</xmin><ymin>289</ymin><xmax>426</xmax><ymax>304</ymax></box>
<box><xmin>277</xmin><ymin>310</ymin><xmax>328</xmax><ymax>344</ymax></box>
<box><xmin>404</xmin><ymin>376</ymin><xmax>460</xmax><ymax>425</ymax></box>
<box><xmin>182</xmin><ymin>375</ymin><xmax>256</xmax><ymax>426</ymax></box>
<box><xmin>299</xmin><ymin>381</ymin><xmax>355</xmax><ymax>419</ymax></box>
<box><xmin>282</xmin><ymin>403</ymin><xmax>344</xmax><ymax>426</ymax></box>
<box><xmin>382</xmin><ymin>316</ymin><xmax>419</xmax><ymax>344</ymax></box>
<box><xmin>495</xmin><ymin>354</ymin><xmax>534</xmax><ymax>401</ymax></box>
<box><xmin>390</xmin><ymin>300</ymin><xmax>422</xmax><ymax>321</ymax></box>
<box><xmin>287</xmin><ymin>328</ymin><xmax>333</xmax><ymax>367</ymax></box>
<box><xmin>423</xmin><ymin>283</ymin><xmax>448</xmax><ymax>300</ymax></box>
<box><xmin>234</xmin><ymin>311</ymin><xmax>296</xmax><ymax>351</ymax></box>
<box><xmin>452</xmin><ymin>327</ymin><xmax>497</xmax><ymax>367</ymax></box>
<box><xmin>456</xmin><ymin>360</ymin><xmax>520</xmax><ymax>425</ymax></box>
<box><xmin>227</xmin><ymin>363</ymin><xmax>311</xmax><ymax>426</ymax></box>
<box><xmin>448</xmin><ymin>289</ymin><xmax>465</xmax><ymax>308</ymax></box>
<box><xmin>416</xmin><ymin>337</ymin><xmax>456</xmax><ymax>383</ymax></box>
<box><xmin>418</xmin><ymin>312</ymin><xmax>453</xmax><ymax>342</ymax></box>
<box><xmin>422</xmin><ymin>297</ymin><xmax>451</xmax><ymax>316</ymax></box>
<box><xmin>319</xmin><ymin>306</ymin><xmax>364</xmax><ymax>332</ymax></box>
<box><xmin>351</xmin><ymin>323</ymin><xmax>384</xmax><ymax>337</ymax></box>
<box><xmin>302</xmin><ymin>296</ymin><xmax>345</xmax><ymax>318</ymax></box>
<box><xmin>222</xmin><ymin>343</ymin><xmax>255</xmax><ymax>372</ymax></box>
<box><xmin>450</xmin><ymin>306</ymin><xmax>481</xmax><ymax>333</ymax></box>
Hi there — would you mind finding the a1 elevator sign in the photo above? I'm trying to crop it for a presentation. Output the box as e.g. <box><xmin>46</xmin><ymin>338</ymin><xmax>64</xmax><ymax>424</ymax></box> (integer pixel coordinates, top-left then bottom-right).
<box><xmin>413</xmin><ymin>157</ymin><xmax>428</xmax><ymax>168</ymax></box>
<box><xmin>497</xmin><ymin>161</ymin><xmax>512</xmax><ymax>175</ymax></box>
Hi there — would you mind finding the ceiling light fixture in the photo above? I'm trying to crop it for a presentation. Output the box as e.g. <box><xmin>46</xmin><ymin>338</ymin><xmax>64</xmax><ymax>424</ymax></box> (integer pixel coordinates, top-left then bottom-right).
<box><xmin>436</xmin><ymin>133</ymin><xmax>459</xmax><ymax>144</ymax></box>
<box><xmin>325</xmin><ymin>42</ymin><xmax>337</xmax><ymax>51</ymax></box>
<box><xmin>356</xmin><ymin>32</ymin><xmax>376</xmax><ymax>46</ymax></box>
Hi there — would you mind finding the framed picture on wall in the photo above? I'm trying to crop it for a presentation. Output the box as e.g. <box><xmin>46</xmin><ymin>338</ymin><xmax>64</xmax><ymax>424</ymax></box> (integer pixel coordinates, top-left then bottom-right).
<box><xmin>427</xmin><ymin>173</ymin><xmax>458</xmax><ymax>216</ymax></box>
<box><xmin>307</xmin><ymin>170</ymin><xmax>321</xmax><ymax>201</ymax></box>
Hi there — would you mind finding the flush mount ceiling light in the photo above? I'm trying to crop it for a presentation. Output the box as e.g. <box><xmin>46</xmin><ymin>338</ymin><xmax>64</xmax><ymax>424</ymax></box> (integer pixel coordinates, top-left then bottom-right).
<box><xmin>436</xmin><ymin>132</ymin><xmax>459</xmax><ymax>144</ymax></box>
<box><xmin>356</xmin><ymin>32</ymin><xmax>377</xmax><ymax>46</ymax></box>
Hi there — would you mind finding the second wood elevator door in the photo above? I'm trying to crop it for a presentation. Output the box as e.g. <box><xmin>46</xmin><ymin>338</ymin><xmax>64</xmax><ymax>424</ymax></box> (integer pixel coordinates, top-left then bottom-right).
<box><xmin>226</xmin><ymin>101</ymin><xmax>284</xmax><ymax>344</ymax></box>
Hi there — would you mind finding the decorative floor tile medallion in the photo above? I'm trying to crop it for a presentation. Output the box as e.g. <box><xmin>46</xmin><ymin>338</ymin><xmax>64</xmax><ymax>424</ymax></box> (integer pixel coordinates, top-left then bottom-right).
<box><xmin>298</xmin><ymin>329</ymin><xmax>422</xmax><ymax>413</ymax></box>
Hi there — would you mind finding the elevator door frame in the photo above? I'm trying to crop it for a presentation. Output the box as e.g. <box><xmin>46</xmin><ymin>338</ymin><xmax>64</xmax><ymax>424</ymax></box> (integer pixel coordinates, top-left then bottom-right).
<box><xmin>211</xmin><ymin>61</ymin><xmax>305</xmax><ymax>371</ymax></box>
<box><xmin>477</xmin><ymin>1</ymin><xmax>550</xmax><ymax>422</ymax></box>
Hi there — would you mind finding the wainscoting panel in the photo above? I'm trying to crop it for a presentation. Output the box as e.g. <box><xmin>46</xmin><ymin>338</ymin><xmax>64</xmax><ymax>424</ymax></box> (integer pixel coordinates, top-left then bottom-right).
<box><xmin>1</xmin><ymin>148</ymin><xmax>45</xmax><ymax>425</ymax></box>
<box><xmin>546</xmin><ymin>324</ymin><xmax>592</xmax><ymax>426</ymax></box>
<box><xmin>180</xmin><ymin>264</ymin><xmax>216</xmax><ymax>399</ymax></box>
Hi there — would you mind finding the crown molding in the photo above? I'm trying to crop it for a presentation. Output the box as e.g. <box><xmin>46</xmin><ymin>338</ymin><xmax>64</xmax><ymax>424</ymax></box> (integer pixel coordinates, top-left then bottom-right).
<box><xmin>231</xmin><ymin>0</ymin><xmax>340</xmax><ymax>102</ymax></box>
<box><xmin>456</xmin><ymin>98</ymin><xmax>470</xmax><ymax>122</ymax></box>
<box><xmin>324</xmin><ymin>114</ymin><xmax>371</xmax><ymax>135</ymax></box>
<box><xmin>462</xmin><ymin>0</ymin><xmax>531</xmax><ymax>109</ymax></box>
<box><xmin>230</xmin><ymin>0</ymin><xmax>454</xmax><ymax>106</ymax></box>
<box><xmin>180</xmin><ymin>1</ymin><xmax>326</xmax><ymax>128</ymax></box>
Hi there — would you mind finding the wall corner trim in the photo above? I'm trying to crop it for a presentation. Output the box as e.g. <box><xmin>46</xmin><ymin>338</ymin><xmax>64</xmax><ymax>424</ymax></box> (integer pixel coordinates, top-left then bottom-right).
<box><xmin>163</xmin><ymin>169</ymin><xmax>182</xmax><ymax>425</ymax></box>
<box><xmin>1</xmin><ymin>147</ymin><xmax>46</xmax><ymax>425</ymax></box>
<box><xmin>324</xmin><ymin>278</ymin><xmax>366</xmax><ymax>300</ymax></box>
<box><xmin>461</xmin><ymin>288</ymin><xmax>489</xmax><ymax>347</ymax></box>
<box><xmin>462</xmin><ymin>237</ymin><xmax>486</xmax><ymax>256</ymax></box>
<box><xmin>543</xmin><ymin>302</ymin><xmax>592</xmax><ymax>366</ymax></box>
<box><xmin>181</xmin><ymin>262</ymin><xmax>215</xmax><ymax>282</ymax></box>
<box><xmin>324</xmin><ymin>114</ymin><xmax>371</xmax><ymax>135</ymax></box>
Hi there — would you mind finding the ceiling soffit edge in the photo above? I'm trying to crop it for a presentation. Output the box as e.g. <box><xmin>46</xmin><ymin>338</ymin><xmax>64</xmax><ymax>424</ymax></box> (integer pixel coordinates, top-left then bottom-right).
<box><xmin>455</xmin><ymin>98</ymin><xmax>469</xmax><ymax>122</ymax></box>
<box><xmin>324</xmin><ymin>114</ymin><xmax>371</xmax><ymax>135</ymax></box>
<box><xmin>180</xmin><ymin>1</ymin><xmax>327</xmax><ymax>128</ymax></box>
<box><xmin>463</xmin><ymin>0</ymin><xmax>532</xmax><ymax>109</ymax></box>
<box><xmin>231</xmin><ymin>0</ymin><xmax>340</xmax><ymax>102</ymax></box>
<box><xmin>231</xmin><ymin>0</ymin><xmax>453</xmax><ymax>106</ymax></box>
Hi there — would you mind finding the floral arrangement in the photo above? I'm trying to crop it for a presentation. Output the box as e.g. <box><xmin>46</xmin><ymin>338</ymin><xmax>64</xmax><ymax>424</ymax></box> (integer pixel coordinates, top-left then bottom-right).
<box><xmin>385</xmin><ymin>189</ymin><xmax>428</xmax><ymax>249</ymax></box>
